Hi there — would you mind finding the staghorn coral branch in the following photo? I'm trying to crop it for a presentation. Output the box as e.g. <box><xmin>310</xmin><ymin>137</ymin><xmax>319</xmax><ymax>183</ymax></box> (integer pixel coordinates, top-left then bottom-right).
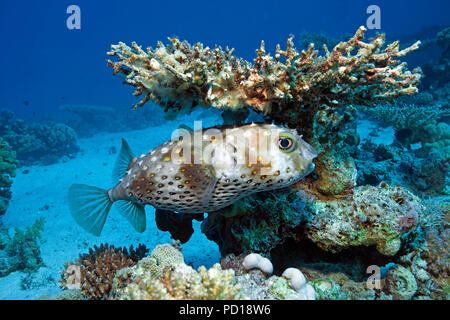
<box><xmin>107</xmin><ymin>26</ymin><xmax>422</xmax><ymax>116</ymax></box>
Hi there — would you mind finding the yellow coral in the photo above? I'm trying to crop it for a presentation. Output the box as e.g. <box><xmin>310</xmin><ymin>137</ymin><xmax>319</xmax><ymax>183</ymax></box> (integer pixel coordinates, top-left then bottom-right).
<box><xmin>112</xmin><ymin>263</ymin><xmax>245</xmax><ymax>300</ymax></box>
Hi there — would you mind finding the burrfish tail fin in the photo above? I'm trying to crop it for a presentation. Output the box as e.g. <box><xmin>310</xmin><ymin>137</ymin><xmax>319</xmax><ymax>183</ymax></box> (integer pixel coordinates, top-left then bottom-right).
<box><xmin>115</xmin><ymin>200</ymin><xmax>146</xmax><ymax>233</ymax></box>
<box><xmin>67</xmin><ymin>184</ymin><xmax>113</xmax><ymax>236</ymax></box>
<box><xmin>112</xmin><ymin>138</ymin><xmax>135</xmax><ymax>183</ymax></box>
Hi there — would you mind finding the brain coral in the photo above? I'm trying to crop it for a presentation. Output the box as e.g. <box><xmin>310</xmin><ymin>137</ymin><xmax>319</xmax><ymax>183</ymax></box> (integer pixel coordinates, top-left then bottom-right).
<box><xmin>305</xmin><ymin>182</ymin><xmax>423</xmax><ymax>256</ymax></box>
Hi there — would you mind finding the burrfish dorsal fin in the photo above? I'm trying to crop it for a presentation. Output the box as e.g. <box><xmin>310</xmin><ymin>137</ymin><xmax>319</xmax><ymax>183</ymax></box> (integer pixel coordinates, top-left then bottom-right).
<box><xmin>115</xmin><ymin>200</ymin><xmax>146</xmax><ymax>233</ymax></box>
<box><xmin>112</xmin><ymin>138</ymin><xmax>135</xmax><ymax>183</ymax></box>
<box><xmin>178</xmin><ymin>124</ymin><xmax>193</xmax><ymax>133</ymax></box>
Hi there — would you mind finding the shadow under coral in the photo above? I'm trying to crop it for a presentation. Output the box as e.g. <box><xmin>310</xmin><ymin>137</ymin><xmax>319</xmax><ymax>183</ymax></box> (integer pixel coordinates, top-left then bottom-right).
<box><xmin>270</xmin><ymin>237</ymin><xmax>395</xmax><ymax>282</ymax></box>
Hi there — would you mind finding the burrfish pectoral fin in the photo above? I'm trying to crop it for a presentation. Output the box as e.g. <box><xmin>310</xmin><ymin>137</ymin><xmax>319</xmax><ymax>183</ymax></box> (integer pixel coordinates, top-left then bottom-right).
<box><xmin>181</xmin><ymin>161</ymin><xmax>218</xmax><ymax>208</ymax></box>
<box><xmin>201</xmin><ymin>177</ymin><xmax>219</xmax><ymax>207</ymax></box>
<box><xmin>112</xmin><ymin>138</ymin><xmax>136</xmax><ymax>183</ymax></box>
<box><xmin>67</xmin><ymin>184</ymin><xmax>113</xmax><ymax>236</ymax></box>
<box><xmin>115</xmin><ymin>200</ymin><xmax>146</xmax><ymax>233</ymax></box>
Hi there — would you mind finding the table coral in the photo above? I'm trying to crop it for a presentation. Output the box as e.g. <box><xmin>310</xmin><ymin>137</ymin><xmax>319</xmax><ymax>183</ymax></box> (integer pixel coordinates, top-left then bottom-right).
<box><xmin>107</xmin><ymin>26</ymin><xmax>420</xmax><ymax>115</ymax></box>
<box><xmin>107</xmin><ymin>26</ymin><xmax>421</xmax><ymax>197</ymax></box>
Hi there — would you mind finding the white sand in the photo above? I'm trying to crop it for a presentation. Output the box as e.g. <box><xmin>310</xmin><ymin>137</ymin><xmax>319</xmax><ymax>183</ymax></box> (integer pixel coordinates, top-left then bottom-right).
<box><xmin>0</xmin><ymin>111</ymin><xmax>223</xmax><ymax>299</ymax></box>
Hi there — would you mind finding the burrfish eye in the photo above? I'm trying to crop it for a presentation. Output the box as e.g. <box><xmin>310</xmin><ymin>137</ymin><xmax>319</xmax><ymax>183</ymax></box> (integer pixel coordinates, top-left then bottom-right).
<box><xmin>278</xmin><ymin>136</ymin><xmax>295</xmax><ymax>151</ymax></box>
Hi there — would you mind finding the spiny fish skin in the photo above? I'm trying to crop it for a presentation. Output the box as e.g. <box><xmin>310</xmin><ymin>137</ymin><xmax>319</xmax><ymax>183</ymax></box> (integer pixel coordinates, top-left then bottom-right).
<box><xmin>108</xmin><ymin>123</ymin><xmax>317</xmax><ymax>214</ymax></box>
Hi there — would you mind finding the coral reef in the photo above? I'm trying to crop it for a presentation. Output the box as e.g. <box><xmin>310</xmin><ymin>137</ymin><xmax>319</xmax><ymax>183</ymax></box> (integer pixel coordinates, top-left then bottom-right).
<box><xmin>0</xmin><ymin>110</ymin><xmax>79</xmax><ymax>165</ymax></box>
<box><xmin>204</xmin><ymin>182</ymin><xmax>422</xmax><ymax>257</ymax></box>
<box><xmin>60</xmin><ymin>104</ymin><xmax>167</xmax><ymax>137</ymax></box>
<box><xmin>113</xmin><ymin>262</ymin><xmax>243</xmax><ymax>300</ymax></box>
<box><xmin>202</xmin><ymin>189</ymin><xmax>311</xmax><ymax>256</ymax></box>
<box><xmin>111</xmin><ymin>242</ymin><xmax>243</xmax><ymax>300</ymax></box>
<box><xmin>103</xmin><ymin>27</ymin><xmax>450</xmax><ymax>301</ymax></box>
<box><xmin>384</xmin><ymin>265</ymin><xmax>418</xmax><ymax>300</ymax></box>
<box><xmin>0</xmin><ymin>137</ymin><xmax>17</xmax><ymax>215</ymax></box>
<box><xmin>108</xmin><ymin>27</ymin><xmax>421</xmax><ymax>197</ymax></box>
<box><xmin>0</xmin><ymin>218</ymin><xmax>45</xmax><ymax>277</ymax></box>
<box><xmin>112</xmin><ymin>244</ymin><xmax>315</xmax><ymax>300</ymax></box>
<box><xmin>38</xmin><ymin>289</ymin><xmax>85</xmax><ymax>300</ymax></box>
<box><xmin>420</xmin><ymin>27</ymin><xmax>450</xmax><ymax>105</ymax></box>
<box><xmin>359</xmin><ymin>102</ymin><xmax>449</xmax><ymax>195</ymax></box>
<box><xmin>305</xmin><ymin>182</ymin><xmax>423</xmax><ymax>256</ymax></box>
<box><xmin>59</xmin><ymin>243</ymin><xmax>148</xmax><ymax>300</ymax></box>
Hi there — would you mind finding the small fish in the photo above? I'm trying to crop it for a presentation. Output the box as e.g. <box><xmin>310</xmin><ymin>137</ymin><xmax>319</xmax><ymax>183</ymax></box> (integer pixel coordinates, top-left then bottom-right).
<box><xmin>68</xmin><ymin>123</ymin><xmax>317</xmax><ymax>236</ymax></box>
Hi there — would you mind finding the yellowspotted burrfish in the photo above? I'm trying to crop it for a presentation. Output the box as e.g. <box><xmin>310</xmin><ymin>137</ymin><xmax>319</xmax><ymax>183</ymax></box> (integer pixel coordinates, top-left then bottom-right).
<box><xmin>67</xmin><ymin>123</ymin><xmax>317</xmax><ymax>236</ymax></box>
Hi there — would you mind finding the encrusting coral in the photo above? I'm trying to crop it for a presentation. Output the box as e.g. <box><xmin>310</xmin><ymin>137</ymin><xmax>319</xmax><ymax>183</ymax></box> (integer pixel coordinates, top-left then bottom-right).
<box><xmin>306</xmin><ymin>182</ymin><xmax>423</xmax><ymax>256</ymax></box>
<box><xmin>59</xmin><ymin>243</ymin><xmax>148</xmax><ymax>300</ymax></box>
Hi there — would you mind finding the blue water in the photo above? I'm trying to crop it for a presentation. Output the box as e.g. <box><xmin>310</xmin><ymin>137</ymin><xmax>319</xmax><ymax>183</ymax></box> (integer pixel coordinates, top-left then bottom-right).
<box><xmin>1</xmin><ymin>0</ymin><xmax>449</xmax><ymax>119</ymax></box>
<box><xmin>0</xmin><ymin>0</ymin><xmax>448</xmax><ymax>300</ymax></box>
